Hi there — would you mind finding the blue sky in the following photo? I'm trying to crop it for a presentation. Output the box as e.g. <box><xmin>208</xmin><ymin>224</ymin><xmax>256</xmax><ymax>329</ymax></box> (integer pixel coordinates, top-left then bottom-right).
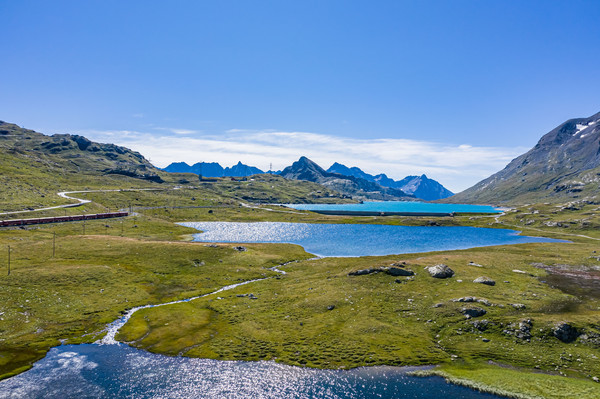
<box><xmin>2</xmin><ymin>1</ymin><xmax>600</xmax><ymax>191</ymax></box>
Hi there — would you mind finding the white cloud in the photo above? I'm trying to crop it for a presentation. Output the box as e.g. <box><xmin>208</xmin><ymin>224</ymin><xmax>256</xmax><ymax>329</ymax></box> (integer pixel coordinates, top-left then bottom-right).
<box><xmin>80</xmin><ymin>128</ymin><xmax>526</xmax><ymax>193</ymax></box>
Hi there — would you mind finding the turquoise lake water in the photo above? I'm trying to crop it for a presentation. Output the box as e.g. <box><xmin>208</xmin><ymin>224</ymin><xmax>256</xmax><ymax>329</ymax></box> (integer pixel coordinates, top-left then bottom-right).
<box><xmin>286</xmin><ymin>201</ymin><xmax>503</xmax><ymax>214</ymax></box>
<box><xmin>182</xmin><ymin>221</ymin><xmax>563</xmax><ymax>257</ymax></box>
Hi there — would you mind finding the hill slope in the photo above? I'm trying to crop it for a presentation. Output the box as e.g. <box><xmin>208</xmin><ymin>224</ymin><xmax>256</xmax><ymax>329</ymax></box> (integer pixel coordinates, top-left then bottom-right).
<box><xmin>281</xmin><ymin>157</ymin><xmax>414</xmax><ymax>201</ymax></box>
<box><xmin>0</xmin><ymin>122</ymin><xmax>351</xmax><ymax>212</ymax></box>
<box><xmin>448</xmin><ymin>111</ymin><xmax>600</xmax><ymax>204</ymax></box>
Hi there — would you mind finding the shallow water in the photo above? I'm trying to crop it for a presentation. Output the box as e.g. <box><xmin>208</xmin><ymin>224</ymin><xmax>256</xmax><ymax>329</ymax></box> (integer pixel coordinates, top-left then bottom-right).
<box><xmin>286</xmin><ymin>201</ymin><xmax>503</xmax><ymax>214</ymax></box>
<box><xmin>181</xmin><ymin>221</ymin><xmax>564</xmax><ymax>257</ymax></box>
<box><xmin>0</xmin><ymin>344</ymin><xmax>503</xmax><ymax>399</ymax></box>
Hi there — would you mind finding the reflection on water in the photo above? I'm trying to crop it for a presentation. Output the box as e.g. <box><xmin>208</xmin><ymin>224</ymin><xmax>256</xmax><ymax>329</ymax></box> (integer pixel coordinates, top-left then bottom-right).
<box><xmin>181</xmin><ymin>221</ymin><xmax>564</xmax><ymax>257</ymax></box>
<box><xmin>0</xmin><ymin>344</ymin><xmax>502</xmax><ymax>399</ymax></box>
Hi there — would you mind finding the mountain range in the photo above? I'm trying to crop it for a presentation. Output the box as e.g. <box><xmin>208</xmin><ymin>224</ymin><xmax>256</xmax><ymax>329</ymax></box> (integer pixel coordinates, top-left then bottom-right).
<box><xmin>163</xmin><ymin>161</ymin><xmax>264</xmax><ymax>177</ymax></box>
<box><xmin>278</xmin><ymin>156</ymin><xmax>414</xmax><ymax>201</ymax></box>
<box><xmin>327</xmin><ymin>163</ymin><xmax>453</xmax><ymax>201</ymax></box>
<box><xmin>163</xmin><ymin>160</ymin><xmax>453</xmax><ymax>201</ymax></box>
<box><xmin>448</xmin><ymin>110</ymin><xmax>600</xmax><ymax>204</ymax></box>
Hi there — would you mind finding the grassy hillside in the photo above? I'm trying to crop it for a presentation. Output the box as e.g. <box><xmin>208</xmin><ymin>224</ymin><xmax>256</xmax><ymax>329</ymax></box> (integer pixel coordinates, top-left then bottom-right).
<box><xmin>0</xmin><ymin>122</ymin><xmax>353</xmax><ymax>213</ymax></box>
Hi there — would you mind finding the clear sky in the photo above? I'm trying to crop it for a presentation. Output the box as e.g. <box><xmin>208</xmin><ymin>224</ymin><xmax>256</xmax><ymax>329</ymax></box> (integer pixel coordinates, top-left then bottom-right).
<box><xmin>2</xmin><ymin>0</ymin><xmax>600</xmax><ymax>192</ymax></box>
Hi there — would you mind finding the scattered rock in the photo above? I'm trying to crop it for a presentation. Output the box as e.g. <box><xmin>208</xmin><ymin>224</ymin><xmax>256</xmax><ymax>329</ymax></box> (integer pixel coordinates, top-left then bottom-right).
<box><xmin>233</xmin><ymin>246</ymin><xmax>247</xmax><ymax>252</ymax></box>
<box><xmin>471</xmin><ymin>319</ymin><xmax>489</xmax><ymax>331</ymax></box>
<box><xmin>327</xmin><ymin>305</ymin><xmax>335</xmax><ymax>311</ymax></box>
<box><xmin>204</xmin><ymin>244</ymin><xmax>219</xmax><ymax>248</ymax></box>
<box><xmin>503</xmin><ymin>319</ymin><xmax>532</xmax><ymax>341</ymax></box>
<box><xmin>468</xmin><ymin>261</ymin><xmax>483</xmax><ymax>267</ymax></box>
<box><xmin>427</xmin><ymin>264</ymin><xmax>454</xmax><ymax>279</ymax></box>
<box><xmin>512</xmin><ymin>269</ymin><xmax>528</xmax><ymax>274</ymax></box>
<box><xmin>454</xmin><ymin>296</ymin><xmax>476</xmax><ymax>303</ymax></box>
<box><xmin>510</xmin><ymin>303</ymin><xmax>526</xmax><ymax>310</ymax></box>
<box><xmin>348</xmin><ymin>268</ymin><xmax>379</xmax><ymax>276</ymax></box>
<box><xmin>593</xmin><ymin>376</ymin><xmax>599</xmax><ymax>383</ymax></box>
<box><xmin>384</xmin><ymin>267</ymin><xmax>415</xmax><ymax>277</ymax></box>
<box><xmin>461</xmin><ymin>307</ymin><xmax>486</xmax><ymax>318</ymax></box>
<box><xmin>432</xmin><ymin>303</ymin><xmax>444</xmax><ymax>308</ymax></box>
<box><xmin>482</xmin><ymin>338</ymin><xmax>490</xmax><ymax>342</ymax></box>
<box><xmin>390</xmin><ymin>261</ymin><xmax>408</xmax><ymax>267</ymax></box>
<box><xmin>553</xmin><ymin>322</ymin><xmax>579</xmax><ymax>343</ymax></box>
<box><xmin>473</xmin><ymin>276</ymin><xmax>496</xmax><ymax>286</ymax></box>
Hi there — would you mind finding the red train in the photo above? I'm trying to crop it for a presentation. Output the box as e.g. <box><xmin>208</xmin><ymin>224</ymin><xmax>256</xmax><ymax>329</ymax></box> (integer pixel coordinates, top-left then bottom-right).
<box><xmin>0</xmin><ymin>212</ymin><xmax>129</xmax><ymax>227</ymax></box>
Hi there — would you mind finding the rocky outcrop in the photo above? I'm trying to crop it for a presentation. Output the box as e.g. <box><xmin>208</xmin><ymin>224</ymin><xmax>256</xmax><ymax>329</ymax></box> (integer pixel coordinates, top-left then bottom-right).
<box><xmin>427</xmin><ymin>264</ymin><xmax>454</xmax><ymax>279</ymax></box>
<box><xmin>384</xmin><ymin>267</ymin><xmax>415</xmax><ymax>277</ymax></box>
<box><xmin>461</xmin><ymin>307</ymin><xmax>487</xmax><ymax>318</ymax></box>
<box><xmin>349</xmin><ymin>266</ymin><xmax>414</xmax><ymax>277</ymax></box>
<box><xmin>348</xmin><ymin>268</ymin><xmax>380</xmax><ymax>276</ymax></box>
<box><xmin>553</xmin><ymin>322</ymin><xmax>579</xmax><ymax>343</ymax></box>
<box><xmin>503</xmin><ymin>319</ymin><xmax>533</xmax><ymax>341</ymax></box>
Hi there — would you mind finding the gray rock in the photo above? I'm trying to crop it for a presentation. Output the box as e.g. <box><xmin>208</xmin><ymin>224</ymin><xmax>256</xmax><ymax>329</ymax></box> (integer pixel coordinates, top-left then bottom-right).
<box><xmin>503</xmin><ymin>319</ymin><xmax>532</xmax><ymax>341</ymax></box>
<box><xmin>473</xmin><ymin>276</ymin><xmax>496</xmax><ymax>286</ymax></box>
<box><xmin>384</xmin><ymin>267</ymin><xmax>415</xmax><ymax>277</ymax></box>
<box><xmin>348</xmin><ymin>268</ymin><xmax>379</xmax><ymax>276</ymax></box>
<box><xmin>327</xmin><ymin>305</ymin><xmax>335</xmax><ymax>311</ymax></box>
<box><xmin>553</xmin><ymin>322</ymin><xmax>579</xmax><ymax>343</ymax></box>
<box><xmin>454</xmin><ymin>296</ymin><xmax>477</xmax><ymax>303</ymax></box>
<box><xmin>510</xmin><ymin>303</ymin><xmax>527</xmax><ymax>310</ymax></box>
<box><xmin>427</xmin><ymin>264</ymin><xmax>454</xmax><ymax>279</ymax></box>
<box><xmin>482</xmin><ymin>338</ymin><xmax>490</xmax><ymax>342</ymax></box>
<box><xmin>471</xmin><ymin>319</ymin><xmax>489</xmax><ymax>331</ymax></box>
<box><xmin>233</xmin><ymin>246</ymin><xmax>247</xmax><ymax>252</ymax></box>
<box><xmin>461</xmin><ymin>307</ymin><xmax>486</xmax><ymax>318</ymax></box>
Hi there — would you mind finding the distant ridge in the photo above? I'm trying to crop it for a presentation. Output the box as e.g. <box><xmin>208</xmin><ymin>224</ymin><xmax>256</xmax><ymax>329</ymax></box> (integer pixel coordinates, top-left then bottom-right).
<box><xmin>163</xmin><ymin>161</ymin><xmax>264</xmax><ymax>177</ymax></box>
<box><xmin>447</xmin><ymin>110</ymin><xmax>600</xmax><ymax>204</ymax></box>
<box><xmin>327</xmin><ymin>163</ymin><xmax>453</xmax><ymax>201</ymax></box>
<box><xmin>280</xmin><ymin>157</ymin><xmax>414</xmax><ymax>201</ymax></box>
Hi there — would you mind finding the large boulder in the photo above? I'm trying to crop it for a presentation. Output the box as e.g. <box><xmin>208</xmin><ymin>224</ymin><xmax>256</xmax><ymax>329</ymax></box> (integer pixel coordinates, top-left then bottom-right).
<box><xmin>473</xmin><ymin>276</ymin><xmax>496</xmax><ymax>286</ymax></box>
<box><xmin>427</xmin><ymin>264</ymin><xmax>454</xmax><ymax>279</ymax></box>
<box><xmin>384</xmin><ymin>267</ymin><xmax>415</xmax><ymax>277</ymax></box>
<box><xmin>553</xmin><ymin>322</ymin><xmax>579</xmax><ymax>343</ymax></box>
<box><xmin>461</xmin><ymin>307</ymin><xmax>486</xmax><ymax>318</ymax></box>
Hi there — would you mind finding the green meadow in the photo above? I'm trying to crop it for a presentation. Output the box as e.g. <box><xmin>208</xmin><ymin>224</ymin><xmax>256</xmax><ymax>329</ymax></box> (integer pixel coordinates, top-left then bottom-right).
<box><xmin>1</xmin><ymin>187</ymin><xmax>600</xmax><ymax>397</ymax></box>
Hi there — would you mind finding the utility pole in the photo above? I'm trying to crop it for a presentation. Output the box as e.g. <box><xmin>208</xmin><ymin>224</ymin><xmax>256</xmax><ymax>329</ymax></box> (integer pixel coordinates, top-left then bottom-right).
<box><xmin>52</xmin><ymin>231</ymin><xmax>56</xmax><ymax>257</ymax></box>
<box><xmin>7</xmin><ymin>245</ymin><xmax>10</xmax><ymax>276</ymax></box>
<box><xmin>121</xmin><ymin>220</ymin><xmax>124</xmax><ymax>236</ymax></box>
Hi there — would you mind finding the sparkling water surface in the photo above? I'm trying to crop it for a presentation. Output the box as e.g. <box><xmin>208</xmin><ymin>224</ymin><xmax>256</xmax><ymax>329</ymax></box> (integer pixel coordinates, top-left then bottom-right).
<box><xmin>285</xmin><ymin>201</ymin><xmax>503</xmax><ymax>214</ymax></box>
<box><xmin>181</xmin><ymin>221</ymin><xmax>563</xmax><ymax>257</ymax></box>
<box><xmin>0</xmin><ymin>344</ymin><xmax>502</xmax><ymax>399</ymax></box>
